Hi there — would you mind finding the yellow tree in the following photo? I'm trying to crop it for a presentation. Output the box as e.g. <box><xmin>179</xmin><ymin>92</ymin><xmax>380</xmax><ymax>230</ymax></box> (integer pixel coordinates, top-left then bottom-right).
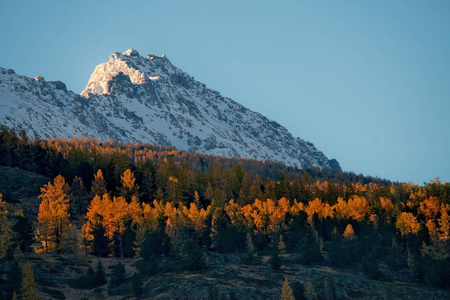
<box><xmin>334</xmin><ymin>197</ymin><xmax>350</xmax><ymax>219</ymax></box>
<box><xmin>305</xmin><ymin>198</ymin><xmax>333</xmax><ymax>223</ymax></box>
<box><xmin>90</xmin><ymin>169</ymin><xmax>108</xmax><ymax>198</ymax></box>
<box><xmin>81</xmin><ymin>194</ymin><xmax>107</xmax><ymax>251</ymax></box>
<box><xmin>438</xmin><ymin>204</ymin><xmax>450</xmax><ymax>240</ymax></box>
<box><xmin>379</xmin><ymin>197</ymin><xmax>396</xmax><ymax>222</ymax></box>
<box><xmin>419</xmin><ymin>196</ymin><xmax>440</xmax><ymax>220</ymax></box>
<box><xmin>334</xmin><ymin>196</ymin><xmax>369</xmax><ymax>221</ymax></box>
<box><xmin>37</xmin><ymin>175</ymin><xmax>71</xmax><ymax>253</ymax></box>
<box><xmin>118</xmin><ymin>169</ymin><xmax>141</xmax><ymax>201</ymax></box>
<box><xmin>346</xmin><ymin>195</ymin><xmax>370</xmax><ymax>221</ymax></box>
<box><xmin>281</xmin><ymin>278</ymin><xmax>295</xmax><ymax>300</ymax></box>
<box><xmin>396</xmin><ymin>212</ymin><xmax>420</xmax><ymax>236</ymax></box>
<box><xmin>183</xmin><ymin>202</ymin><xmax>209</xmax><ymax>235</ymax></box>
<box><xmin>343</xmin><ymin>224</ymin><xmax>356</xmax><ymax>240</ymax></box>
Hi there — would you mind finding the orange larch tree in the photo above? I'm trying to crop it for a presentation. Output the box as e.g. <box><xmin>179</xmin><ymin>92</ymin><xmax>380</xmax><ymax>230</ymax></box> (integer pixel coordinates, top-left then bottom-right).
<box><xmin>37</xmin><ymin>175</ymin><xmax>71</xmax><ymax>253</ymax></box>
<box><xmin>118</xmin><ymin>169</ymin><xmax>141</xmax><ymax>201</ymax></box>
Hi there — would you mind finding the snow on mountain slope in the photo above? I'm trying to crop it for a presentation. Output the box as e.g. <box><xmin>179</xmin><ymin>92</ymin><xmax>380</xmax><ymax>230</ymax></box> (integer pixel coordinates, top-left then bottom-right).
<box><xmin>0</xmin><ymin>49</ymin><xmax>340</xmax><ymax>170</ymax></box>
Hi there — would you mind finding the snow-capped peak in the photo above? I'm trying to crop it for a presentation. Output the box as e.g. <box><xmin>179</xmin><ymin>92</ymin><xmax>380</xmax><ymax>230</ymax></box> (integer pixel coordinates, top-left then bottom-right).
<box><xmin>0</xmin><ymin>50</ymin><xmax>340</xmax><ymax>171</ymax></box>
<box><xmin>81</xmin><ymin>50</ymin><xmax>149</xmax><ymax>97</ymax></box>
<box><xmin>122</xmin><ymin>48</ymin><xmax>140</xmax><ymax>57</ymax></box>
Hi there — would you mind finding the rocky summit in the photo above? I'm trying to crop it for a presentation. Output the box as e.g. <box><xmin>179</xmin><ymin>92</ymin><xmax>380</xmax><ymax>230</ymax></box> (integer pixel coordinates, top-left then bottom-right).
<box><xmin>0</xmin><ymin>49</ymin><xmax>339</xmax><ymax>170</ymax></box>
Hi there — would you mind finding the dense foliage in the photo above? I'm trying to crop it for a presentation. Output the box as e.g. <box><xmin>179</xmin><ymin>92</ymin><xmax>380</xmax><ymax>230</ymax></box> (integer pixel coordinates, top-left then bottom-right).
<box><xmin>0</xmin><ymin>126</ymin><xmax>449</xmax><ymax>299</ymax></box>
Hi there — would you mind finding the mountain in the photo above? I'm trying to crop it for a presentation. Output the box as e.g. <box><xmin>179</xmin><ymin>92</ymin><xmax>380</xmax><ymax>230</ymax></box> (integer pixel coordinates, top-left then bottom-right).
<box><xmin>0</xmin><ymin>49</ymin><xmax>339</xmax><ymax>170</ymax></box>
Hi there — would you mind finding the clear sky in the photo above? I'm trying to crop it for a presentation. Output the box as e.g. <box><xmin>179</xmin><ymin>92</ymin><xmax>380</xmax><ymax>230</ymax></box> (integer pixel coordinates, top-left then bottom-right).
<box><xmin>1</xmin><ymin>1</ymin><xmax>449</xmax><ymax>184</ymax></box>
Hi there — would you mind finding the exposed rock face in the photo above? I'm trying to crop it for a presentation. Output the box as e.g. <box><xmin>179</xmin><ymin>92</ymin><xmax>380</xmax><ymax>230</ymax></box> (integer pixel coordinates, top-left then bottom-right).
<box><xmin>0</xmin><ymin>49</ymin><xmax>340</xmax><ymax>170</ymax></box>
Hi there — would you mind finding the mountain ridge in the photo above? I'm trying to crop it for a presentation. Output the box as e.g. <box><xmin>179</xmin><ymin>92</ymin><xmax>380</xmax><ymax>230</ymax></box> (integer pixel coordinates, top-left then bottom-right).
<box><xmin>0</xmin><ymin>49</ymin><xmax>339</xmax><ymax>170</ymax></box>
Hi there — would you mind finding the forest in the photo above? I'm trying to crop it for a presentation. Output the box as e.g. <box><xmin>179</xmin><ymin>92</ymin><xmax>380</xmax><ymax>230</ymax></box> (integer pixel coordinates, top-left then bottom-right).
<box><xmin>0</xmin><ymin>125</ymin><xmax>449</xmax><ymax>299</ymax></box>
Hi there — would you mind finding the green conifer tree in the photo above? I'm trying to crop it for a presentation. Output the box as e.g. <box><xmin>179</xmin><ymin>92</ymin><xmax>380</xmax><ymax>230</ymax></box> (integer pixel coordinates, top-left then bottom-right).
<box><xmin>12</xmin><ymin>209</ymin><xmax>34</xmax><ymax>253</ymax></box>
<box><xmin>94</xmin><ymin>260</ymin><xmax>107</xmax><ymax>286</ymax></box>
<box><xmin>131</xmin><ymin>272</ymin><xmax>143</xmax><ymax>299</ymax></box>
<box><xmin>22</xmin><ymin>262</ymin><xmax>40</xmax><ymax>300</ymax></box>
<box><xmin>110</xmin><ymin>262</ymin><xmax>126</xmax><ymax>287</ymax></box>
<box><xmin>292</xmin><ymin>281</ymin><xmax>306</xmax><ymax>300</ymax></box>
<box><xmin>270</xmin><ymin>249</ymin><xmax>282</xmax><ymax>270</ymax></box>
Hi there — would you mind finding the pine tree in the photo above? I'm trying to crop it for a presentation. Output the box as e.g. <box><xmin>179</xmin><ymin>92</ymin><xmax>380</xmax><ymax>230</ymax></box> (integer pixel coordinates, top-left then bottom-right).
<box><xmin>70</xmin><ymin>176</ymin><xmax>89</xmax><ymax>218</ymax></box>
<box><xmin>109</xmin><ymin>262</ymin><xmax>126</xmax><ymax>287</ymax></box>
<box><xmin>12</xmin><ymin>209</ymin><xmax>34</xmax><ymax>253</ymax></box>
<box><xmin>131</xmin><ymin>272</ymin><xmax>143</xmax><ymax>299</ymax></box>
<box><xmin>324</xmin><ymin>277</ymin><xmax>336</xmax><ymax>300</ymax></box>
<box><xmin>270</xmin><ymin>249</ymin><xmax>282</xmax><ymax>270</ymax></box>
<box><xmin>281</xmin><ymin>278</ymin><xmax>295</xmax><ymax>300</ymax></box>
<box><xmin>179</xmin><ymin>239</ymin><xmax>204</xmax><ymax>271</ymax></box>
<box><xmin>22</xmin><ymin>262</ymin><xmax>40</xmax><ymax>300</ymax></box>
<box><xmin>94</xmin><ymin>260</ymin><xmax>107</xmax><ymax>286</ymax></box>
<box><xmin>37</xmin><ymin>175</ymin><xmax>71</xmax><ymax>253</ymax></box>
<box><xmin>292</xmin><ymin>281</ymin><xmax>306</xmax><ymax>300</ymax></box>
<box><xmin>6</xmin><ymin>260</ymin><xmax>22</xmax><ymax>300</ymax></box>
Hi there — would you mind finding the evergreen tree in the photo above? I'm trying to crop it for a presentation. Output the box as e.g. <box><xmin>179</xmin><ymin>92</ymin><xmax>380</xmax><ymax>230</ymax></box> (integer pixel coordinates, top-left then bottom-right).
<box><xmin>80</xmin><ymin>266</ymin><xmax>96</xmax><ymax>289</ymax></box>
<box><xmin>12</xmin><ymin>209</ymin><xmax>34</xmax><ymax>253</ymax></box>
<box><xmin>297</xmin><ymin>231</ymin><xmax>322</xmax><ymax>265</ymax></box>
<box><xmin>22</xmin><ymin>262</ymin><xmax>40</xmax><ymax>300</ymax></box>
<box><xmin>141</xmin><ymin>163</ymin><xmax>156</xmax><ymax>201</ymax></box>
<box><xmin>69</xmin><ymin>176</ymin><xmax>89</xmax><ymax>219</ymax></box>
<box><xmin>94</xmin><ymin>260</ymin><xmax>107</xmax><ymax>286</ymax></box>
<box><xmin>131</xmin><ymin>272</ymin><xmax>143</xmax><ymax>299</ymax></box>
<box><xmin>110</xmin><ymin>262</ymin><xmax>126</xmax><ymax>287</ymax></box>
<box><xmin>210</xmin><ymin>208</ymin><xmax>245</xmax><ymax>253</ymax></box>
<box><xmin>6</xmin><ymin>260</ymin><xmax>22</xmax><ymax>300</ymax></box>
<box><xmin>292</xmin><ymin>281</ymin><xmax>306</xmax><ymax>300</ymax></box>
<box><xmin>270</xmin><ymin>249</ymin><xmax>282</xmax><ymax>270</ymax></box>
<box><xmin>361</xmin><ymin>253</ymin><xmax>382</xmax><ymax>280</ymax></box>
<box><xmin>324</xmin><ymin>278</ymin><xmax>336</xmax><ymax>300</ymax></box>
<box><xmin>89</xmin><ymin>216</ymin><xmax>110</xmax><ymax>257</ymax></box>
<box><xmin>179</xmin><ymin>239</ymin><xmax>204</xmax><ymax>271</ymax></box>
<box><xmin>121</xmin><ymin>217</ymin><xmax>137</xmax><ymax>257</ymax></box>
<box><xmin>137</xmin><ymin>255</ymin><xmax>158</xmax><ymax>277</ymax></box>
<box><xmin>281</xmin><ymin>278</ymin><xmax>295</xmax><ymax>300</ymax></box>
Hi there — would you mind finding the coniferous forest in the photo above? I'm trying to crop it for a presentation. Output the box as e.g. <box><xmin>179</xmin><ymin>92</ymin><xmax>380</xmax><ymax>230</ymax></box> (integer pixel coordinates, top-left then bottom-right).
<box><xmin>0</xmin><ymin>126</ymin><xmax>449</xmax><ymax>299</ymax></box>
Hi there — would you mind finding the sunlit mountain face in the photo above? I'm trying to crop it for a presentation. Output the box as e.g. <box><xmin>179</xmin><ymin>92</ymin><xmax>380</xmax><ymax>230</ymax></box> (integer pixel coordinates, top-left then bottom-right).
<box><xmin>0</xmin><ymin>49</ymin><xmax>339</xmax><ymax>170</ymax></box>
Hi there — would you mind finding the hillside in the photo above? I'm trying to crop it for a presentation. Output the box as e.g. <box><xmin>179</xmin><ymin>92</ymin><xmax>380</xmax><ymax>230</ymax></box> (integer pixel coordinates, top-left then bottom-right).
<box><xmin>22</xmin><ymin>252</ymin><xmax>450</xmax><ymax>300</ymax></box>
<box><xmin>0</xmin><ymin>131</ymin><xmax>449</xmax><ymax>300</ymax></box>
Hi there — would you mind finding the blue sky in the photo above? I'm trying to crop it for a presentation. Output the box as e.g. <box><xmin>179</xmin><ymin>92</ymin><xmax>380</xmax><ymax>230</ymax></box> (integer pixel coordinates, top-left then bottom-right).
<box><xmin>1</xmin><ymin>1</ymin><xmax>449</xmax><ymax>184</ymax></box>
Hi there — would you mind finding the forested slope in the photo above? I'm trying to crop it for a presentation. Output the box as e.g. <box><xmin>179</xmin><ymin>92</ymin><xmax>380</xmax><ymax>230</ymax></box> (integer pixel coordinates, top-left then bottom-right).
<box><xmin>0</xmin><ymin>126</ymin><xmax>449</xmax><ymax>299</ymax></box>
